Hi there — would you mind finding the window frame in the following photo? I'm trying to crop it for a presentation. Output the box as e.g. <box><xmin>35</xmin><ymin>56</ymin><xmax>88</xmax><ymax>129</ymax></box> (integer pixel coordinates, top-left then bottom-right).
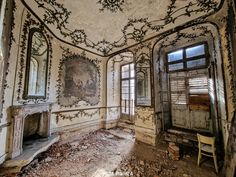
<box><xmin>166</xmin><ymin>42</ymin><xmax>210</xmax><ymax>73</ymax></box>
<box><xmin>120</xmin><ymin>62</ymin><xmax>135</xmax><ymax>115</ymax></box>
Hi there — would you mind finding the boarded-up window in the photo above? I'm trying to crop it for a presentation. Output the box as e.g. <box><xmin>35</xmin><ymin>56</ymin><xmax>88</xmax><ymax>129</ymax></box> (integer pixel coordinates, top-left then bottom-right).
<box><xmin>189</xmin><ymin>76</ymin><xmax>210</xmax><ymax>110</ymax></box>
<box><xmin>168</xmin><ymin>43</ymin><xmax>210</xmax><ymax>109</ymax></box>
<box><xmin>170</xmin><ymin>78</ymin><xmax>187</xmax><ymax>105</ymax></box>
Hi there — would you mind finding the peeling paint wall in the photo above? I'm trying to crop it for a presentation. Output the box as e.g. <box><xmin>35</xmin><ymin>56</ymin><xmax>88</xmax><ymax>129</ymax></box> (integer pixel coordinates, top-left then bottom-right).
<box><xmin>0</xmin><ymin>0</ymin><xmax>107</xmax><ymax>164</ymax></box>
<box><xmin>224</xmin><ymin>0</ymin><xmax>236</xmax><ymax>176</ymax></box>
<box><xmin>0</xmin><ymin>0</ymin><xmax>14</xmax><ymax>164</ymax></box>
<box><xmin>106</xmin><ymin>52</ymin><xmax>133</xmax><ymax>128</ymax></box>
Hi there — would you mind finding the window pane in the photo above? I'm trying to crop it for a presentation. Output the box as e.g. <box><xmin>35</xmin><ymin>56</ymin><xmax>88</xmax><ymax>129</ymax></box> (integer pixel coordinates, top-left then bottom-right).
<box><xmin>130</xmin><ymin>79</ymin><xmax>135</xmax><ymax>86</ymax></box>
<box><xmin>186</xmin><ymin>44</ymin><xmax>205</xmax><ymax>58</ymax></box>
<box><xmin>168</xmin><ymin>50</ymin><xmax>183</xmax><ymax>62</ymax></box>
<box><xmin>130</xmin><ymin>86</ymin><xmax>135</xmax><ymax>93</ymax></box>
<box><xmin>122</xmin><ymin>65</ymin><xmax>129</xmax><ymax>72</ymax></box>
<box><xmin>130</xmin><ymin>63</ymin><xmax>134</xmax><ymax>70</ymax></box>
<box><xmin>130</xmin><ymin>70</ymin><xmax>135</xmax><ymax>77</ymax></box>
<box><xmin>130</xmin><ymin>93</ymin><xmax>135</xmax><ymax>100</ymax></box>
<box><xmin>122</xmin><ymin>71</ymin><xmax>129</xmax><ymax>78</ymax></box>
<box><xmin>187</xmin><ymin>58</ymin><xmax>206</xmax><ymax>68</ymax></box>
<box><xmin>168</xmin><ymin>63</ymin><xmax>183</xmax><ymax>71</ymax></box>
<box><xmin>122</xmin><ymin>86</ymin><xmax>129</xmax><ymax>93</ymax></box>
<box><xmin>122</xmin><ymin>80</ymin><xmax>129</xmax><ymax>86</ymax></box>
<box><xmin>122</xmin><ymin>107</ymin><xmax>126</xmax><ymax>113</ymax></box>
<box><xmin>122</xmin><ymin>94</ymin><xmax>129</xmax><ymax>99</ymax></box>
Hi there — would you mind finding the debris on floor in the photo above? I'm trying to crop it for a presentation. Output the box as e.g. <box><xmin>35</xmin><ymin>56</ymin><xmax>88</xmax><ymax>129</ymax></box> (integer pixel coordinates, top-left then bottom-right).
<box><xmin>2</xmin><ymin>128</ymin><xmax>218</xmax><ymax>177</ymax></box>
<box><xmin>167</xmin><ymin>142</ymin><xmax>180</xmax><ymax>161</ymax></box>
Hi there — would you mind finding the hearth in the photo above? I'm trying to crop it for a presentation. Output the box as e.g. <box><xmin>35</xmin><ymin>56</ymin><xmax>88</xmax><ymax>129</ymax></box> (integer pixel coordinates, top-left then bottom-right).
<box><xmin>10</xmin><ymin>103</ymin><xmax>52</xmax><ymax>158</ymax></box>
<box><xmin>0</xmin><ymin>103</ymin><xmax>59</xmax><ymax>174</ymax></box>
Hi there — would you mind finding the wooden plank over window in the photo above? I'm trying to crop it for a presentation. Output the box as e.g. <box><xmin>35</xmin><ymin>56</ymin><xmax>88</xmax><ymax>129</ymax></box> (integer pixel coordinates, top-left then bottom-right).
<box><xmin>189</xmin><ymin>76</ymin><xmax>210</xmax><ymax>110</ymax></box>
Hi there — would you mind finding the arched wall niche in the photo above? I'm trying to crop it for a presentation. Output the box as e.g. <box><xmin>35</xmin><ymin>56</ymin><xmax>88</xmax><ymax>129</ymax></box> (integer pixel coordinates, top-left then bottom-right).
<box><xmin>24</xmin><ymin>28</ymin><xmax>49</xmax><ymax>99</ymax></box>
<box><xmin>152</xmin><ymin>22</ymin><xmax>227</xmax><ymax>148</ymax></box>
<box><xmin>106</xmin><ymin>51</ymin><xmax>134</xmax><ymax>128</ymax></box>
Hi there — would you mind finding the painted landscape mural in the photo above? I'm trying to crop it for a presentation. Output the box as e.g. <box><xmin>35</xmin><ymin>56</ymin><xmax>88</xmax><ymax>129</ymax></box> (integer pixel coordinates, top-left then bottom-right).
<box><xmin>59</xmin><ymin>55</ymin><xmax>100</xmax><ymax>107</ymax></box>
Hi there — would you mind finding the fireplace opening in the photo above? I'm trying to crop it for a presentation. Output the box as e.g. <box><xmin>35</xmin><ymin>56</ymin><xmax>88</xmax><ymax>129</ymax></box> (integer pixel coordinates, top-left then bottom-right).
<box><xmin>23</xmin><ymin>113</ymin><xmax>49</xmax><ymax>149</ymax></box>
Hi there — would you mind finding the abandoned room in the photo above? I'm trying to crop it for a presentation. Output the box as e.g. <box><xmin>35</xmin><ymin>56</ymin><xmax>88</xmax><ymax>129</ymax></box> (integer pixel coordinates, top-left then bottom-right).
<box><xmin>0</xmin><ymin>0</ymin><xmax>236</xmax><ymax>176</ymax></box>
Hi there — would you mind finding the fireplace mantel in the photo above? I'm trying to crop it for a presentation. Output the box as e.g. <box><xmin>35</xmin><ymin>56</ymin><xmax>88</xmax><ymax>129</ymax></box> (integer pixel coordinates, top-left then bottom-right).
<box><xmin>10</xmin><ymin>103</ymin><xmax>52</xmax><ymax>158</ymax></box>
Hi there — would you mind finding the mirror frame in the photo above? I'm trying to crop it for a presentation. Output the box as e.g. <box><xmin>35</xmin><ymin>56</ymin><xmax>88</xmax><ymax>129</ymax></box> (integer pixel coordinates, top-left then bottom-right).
<box><xmin>135</xmin><ymin>54</ymin><xmax>152</xmax><ymax>107</ymax></box>
<box><xmin>23</xmin><ymin>28</ymin><xmax>49</xmax><ymax>99</ymax></box>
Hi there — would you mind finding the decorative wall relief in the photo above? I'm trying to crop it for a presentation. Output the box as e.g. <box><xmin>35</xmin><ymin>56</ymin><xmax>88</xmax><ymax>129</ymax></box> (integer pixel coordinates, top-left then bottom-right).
<box><xmin>17</xmin><ymin>12</ymin><xmax>52</xmax><ymax>104</ymax></box>
<box><xmin>135</xmin><ymin>106</ymin><xmax>154</xmax><ymax>124</ymax></box>
<box><xmin>55</xmin><ymin>108</ymin><xmax>100</xmax><ymax>123</ymax></box>
<box><xmin>132</xmin><ymin>42</ymin><xmax>153</xmax><ymax>107</ymax></box>
<box><xmin>107</xmin><ymin>107</ymin><xmax>119</xmax><ymax>120</ymax></box>
<box><xmin>225</xmin><ymin>5</ymin><xmax>236</xmax><ymax>108</ymax></box>
<box><xmin>22</xmin><ymin>0</ymin><xmax>222</xmax><ymax>56</ymax></box>
<box><xmin>108</xmin><ymin>53</ymin><xmax>133</xmax><ymax>99</ymax></box>
<box><xmin>97</xmin><ymin>0</ymin><xmax>125</xmax><ymax>13</ymax></box>
<box><xmin>136</xmin><ymin>53</ymin><xmax>152</xmax><ymax>106</ymax></box>
<box><xmin>24</xmin><ymin>29</ymin><xmax>49</xmax><ymax>99</ymax></box>
<box><xmin>58</xmin><ymin>47</ymin><xmax>101</xmax><ymax>107</ymax></box>
<box><xmin>0</xmin><ymin>0</ymin><xmax>16</xmax><ymax>121</ymax></box>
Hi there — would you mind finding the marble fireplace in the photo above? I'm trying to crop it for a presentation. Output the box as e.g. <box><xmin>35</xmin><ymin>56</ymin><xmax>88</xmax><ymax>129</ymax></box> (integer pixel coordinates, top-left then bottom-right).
<box><xmin>10</xmin><ymin>103</ymin><xmax>52</xmax><ymax>158</ymax></box>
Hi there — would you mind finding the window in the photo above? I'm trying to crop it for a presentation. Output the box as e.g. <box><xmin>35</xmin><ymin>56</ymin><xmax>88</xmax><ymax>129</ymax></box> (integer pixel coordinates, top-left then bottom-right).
<box><xmin>168</xmin><ymin>43</ymin><xmax>210</xmax><ymax>108</ymax></box>
<box><xmin>167</xmin><ymin>43</ymin><xmax>208</xmax><ymax>72</ymax></box>
<box><xmin>121</xmin><ymin>63</ymin><xmax>135</xmax><ymax>115</ymax></box>
<box><xmin>189</xmin><ymin>75</ymin><xmax>210</xmax><ymax>110</ymax></box>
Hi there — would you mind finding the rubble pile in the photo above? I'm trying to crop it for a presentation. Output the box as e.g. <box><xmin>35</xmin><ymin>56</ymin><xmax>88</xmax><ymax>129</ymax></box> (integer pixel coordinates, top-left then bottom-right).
<box><xmin>115</xmin><ymin>151</ymin><xmax>178</xmax><ymax>177</ymax></box>
<box><xmin>18</xmin><ymin>130</ymin><xmax>121</xmax><ymax>177</ymax></box>
<box><xmin>11</xmin><ymin>128</ymin><xmax>216</xmax><ymax>177</ymax></box>
<box><xmin>167</xmin><ymin>142</ymin><xmax>180</xmax><ymax>161</ymax></box>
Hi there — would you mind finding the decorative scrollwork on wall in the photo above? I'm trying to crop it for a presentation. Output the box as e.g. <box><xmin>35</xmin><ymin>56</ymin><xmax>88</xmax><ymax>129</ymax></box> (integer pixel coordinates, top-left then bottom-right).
<box><xmin>136</xmin><ymin>53</ymin><xmax>152</xmax><ymax>106</ymax></box>
<box><xmin>0</xmin><ymin>0</ymin><xmax>16</xmax><ymax>120</ymax></box>
<box><xmin>17</xmin><ymin>12</ymin><xmax>53</xmax><ymax>104</ymax></box>
<box><xmin>55</xmin><ymin>108</ymin><xmax>100</xmax><ymax>123</ymax></box>
<box><xmin>154</xmin><ymin>25</ymin><xmax>214</xmax><ymax>52</ymax></box>
<box><xmin>97</xmin><ymin>0</ymin><xmax>125</xmax><ymax>13</ymax></box>
<box><xmin>135</xmin><ymin>106</ymin><xmax>154</xmax><ymax>123</ymax></box>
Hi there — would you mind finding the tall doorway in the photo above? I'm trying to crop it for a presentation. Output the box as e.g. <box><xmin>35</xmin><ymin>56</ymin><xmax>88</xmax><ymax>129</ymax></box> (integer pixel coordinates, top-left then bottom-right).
<box><xmin>121</xmin><ymin>63</ymin><xmax>135</xmax><ymax>122</ymax></box>
<box><xmin>167</xmin><ymin>43</ymin><xmax>212</xmax><ymax>132</ymax></box>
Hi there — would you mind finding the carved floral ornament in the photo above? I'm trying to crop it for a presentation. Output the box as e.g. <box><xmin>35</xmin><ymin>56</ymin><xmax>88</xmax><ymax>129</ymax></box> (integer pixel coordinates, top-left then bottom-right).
<box><xmin>21</xmin><ymin>0</ymin><xmax>222</xmax><ymax>56</ymax></box>
<box><xmin>17</xmin><ymin>12</ymin><xmax>53</xmax><ymax>104</ymax></box>
<box><xmin>97</xmin><ymin>0</ymin><xmax>125</xmax><ymax>13</ymax></box>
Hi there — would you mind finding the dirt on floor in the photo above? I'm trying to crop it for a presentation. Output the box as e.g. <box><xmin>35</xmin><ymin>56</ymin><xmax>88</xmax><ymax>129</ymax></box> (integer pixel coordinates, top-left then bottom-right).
<box><xmin>5</xmin><ymin>127</ymin><xmax>219</xmax><ymax>177</ymax></box>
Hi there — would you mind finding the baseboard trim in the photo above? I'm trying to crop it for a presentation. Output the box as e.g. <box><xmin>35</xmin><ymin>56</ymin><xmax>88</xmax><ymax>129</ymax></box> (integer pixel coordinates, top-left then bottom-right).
<box><xmin>0</xmin><ymin>153</ymin><xmax>8</xmax><ymax>165</ymax></box>
<box><xmin>51</xmin><ymin>119</ymin><xmax>103</xmax><ymax>133</ymax></box>
<box><xmin>104</xmin><ymin>119</ymin><xmax>118</xmax><ymax>129</ymax></box>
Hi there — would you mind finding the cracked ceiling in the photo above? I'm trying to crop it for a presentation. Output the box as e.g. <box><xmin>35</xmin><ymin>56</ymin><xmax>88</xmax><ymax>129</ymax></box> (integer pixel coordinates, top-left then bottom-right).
<box><xmin>21</xmin><ymin>0</ymin><xmax>222</xmax><ymax>56</ymax></box>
